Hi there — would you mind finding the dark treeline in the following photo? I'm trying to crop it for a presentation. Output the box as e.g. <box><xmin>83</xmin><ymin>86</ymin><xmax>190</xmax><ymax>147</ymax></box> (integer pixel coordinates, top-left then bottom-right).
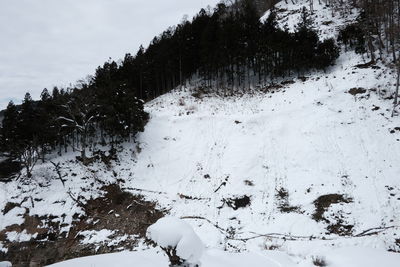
<box><xmin>0</xmin><ymin>0</ymin><xmax>341</xmax><ymax>178</ymax></box>
<box><xmin>0</xmin><ymin>85</ymin><xmax>147</xmax><ymax>177</ymax></box>
<box><xmin>117</xmin><ymin>1</ymin><xmax>339</xmax><ymax>99</ymax></box>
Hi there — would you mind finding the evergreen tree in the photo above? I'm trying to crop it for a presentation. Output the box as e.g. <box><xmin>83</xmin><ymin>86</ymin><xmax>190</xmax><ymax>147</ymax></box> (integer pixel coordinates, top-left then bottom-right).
<box><xmin>0</xmin><ymin>101</ymin><xmax>20</xmax><ymax>157</ymax></box>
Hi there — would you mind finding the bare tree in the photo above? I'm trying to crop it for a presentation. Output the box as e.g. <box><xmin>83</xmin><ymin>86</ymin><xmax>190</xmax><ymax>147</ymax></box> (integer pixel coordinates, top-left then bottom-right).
<box><xmin>19</xmin><ymin>142</ymin><xmax>39</xmax><ymax>178</ymax></box>
<box><xmin>58</xmin><ymin>91</ymin><xmax>99</xmax><ymax>164</ymax></box>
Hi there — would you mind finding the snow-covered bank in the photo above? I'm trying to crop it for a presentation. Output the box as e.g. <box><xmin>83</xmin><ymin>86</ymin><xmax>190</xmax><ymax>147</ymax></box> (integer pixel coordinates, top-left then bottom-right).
<box><xmin>48</xmin><ymin>246</ymin><xmax>400</xmax><ymax>267</ymax></box>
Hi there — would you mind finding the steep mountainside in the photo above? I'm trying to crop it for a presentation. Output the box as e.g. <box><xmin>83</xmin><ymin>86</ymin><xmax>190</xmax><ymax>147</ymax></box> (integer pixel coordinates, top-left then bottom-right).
<box><xmin>1</xmin><ymin>0</ymin><xmax>400</xmax><ymax>266</ymax></box>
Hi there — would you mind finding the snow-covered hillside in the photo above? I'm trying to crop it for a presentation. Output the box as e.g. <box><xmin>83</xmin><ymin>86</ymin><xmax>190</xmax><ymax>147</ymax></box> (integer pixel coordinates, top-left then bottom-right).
<box><xmin>122</xmin><ymin>50</ymin><xmax>400</xmax><ymax>255</ymax></box>
<box><xmin>1</xmin><ymin>0</ymin><xmax>400</xmax><ymax>266</ymax></box>
<box><xmin>44</xmin><ymin>50</ymin><xmax>400</xmax><ymax>265</ymax></box>
<box><xmin>261</xmin><ymin>0</ymin><xmax>358</xmax><ymax>39</ymax></box>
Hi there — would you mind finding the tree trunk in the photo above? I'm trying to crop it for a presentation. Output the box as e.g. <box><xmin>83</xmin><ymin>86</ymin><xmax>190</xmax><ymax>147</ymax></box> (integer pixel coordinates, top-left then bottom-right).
<box><xmin>81</xmin><ymin>131</ymin><xmax>87</xmax><ymax>163</ymax></box>
<box><xmin>392</xmin><ymin>65</ymin><xmax>400</xmax><ymax>117</ymax></box>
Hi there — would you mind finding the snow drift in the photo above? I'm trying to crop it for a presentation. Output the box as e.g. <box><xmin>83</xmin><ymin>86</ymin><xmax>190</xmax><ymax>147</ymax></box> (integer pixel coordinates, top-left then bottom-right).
<box><xmin>147</xmin><ymin>217</ymin><xmax>204</xmax><ymax>265</ymax></box>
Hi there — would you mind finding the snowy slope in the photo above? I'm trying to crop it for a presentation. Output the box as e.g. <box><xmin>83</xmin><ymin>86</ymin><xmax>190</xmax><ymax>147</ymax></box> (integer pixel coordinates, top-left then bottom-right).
<box><xmin>1</xmin><ymin>0</ymin><xmax>400</xmax><ymax>266</ymax></box>
<box><xmin>119</xmin><ymin>50</ymin><xmax>400</xmax><ymax>256</ymax></box>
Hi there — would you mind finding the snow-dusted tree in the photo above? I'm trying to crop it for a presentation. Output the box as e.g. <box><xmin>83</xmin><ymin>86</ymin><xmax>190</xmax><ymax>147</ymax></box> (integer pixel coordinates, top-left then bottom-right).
<box><xmin>58</xmin><ymin>89</ymin><xmax>99</xmax><ymax>163</ymax></box>
<box><xmin>147</xmin><ymin>217</ymin><xmax>204</xmax><ymax>267</ymax></box>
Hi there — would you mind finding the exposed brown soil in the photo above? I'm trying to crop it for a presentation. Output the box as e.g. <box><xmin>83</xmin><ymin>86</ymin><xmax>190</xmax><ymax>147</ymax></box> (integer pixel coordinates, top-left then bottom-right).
<box><xmin>261</xmin><ymin>84</ymin><xmax>284</xmax><ymax>93</ymax></box>
<box><xmin>354</xmin><ymin>61</ymin><xmax>380</xmax><ymax>69</ymax></box>
<box><xmin>312</xmin><ymin>194</ymin><xmax>352</xmax><ymax>222</ymax></box>
<box><xmin>2</xmin><ymin>202</ymin><xmax>20</xmax><ymax>215</ymax></box>
<box><xmin>224</xmin><ymin>196</ymin><xmax>251</xmax><ymax>210</ymax></box>
<box><xmin>0</xmin><ymin>184</ymin><xmax>165</xmax><ymax>267</ymax></box>
<box><xmin>312</xmin><ymin>194</ymin><xmax>354</xmax><ymax>236</ymax></box>
<box><xmin>327</xmin><ymin>219</ymin><xmax>354</xmax><ymax>236</ymax></box>
<box><xmin>348</xmin><ymin>87</ymin><xmax>367</xmax><ymax>95</ymax></box>
<box><xmin>276</xmin><ymin>188</ymin><xmax>301</xmax><ymax>213</ymax></box>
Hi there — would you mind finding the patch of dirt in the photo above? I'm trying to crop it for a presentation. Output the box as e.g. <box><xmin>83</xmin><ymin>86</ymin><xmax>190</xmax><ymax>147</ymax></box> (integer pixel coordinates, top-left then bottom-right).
<box><xmin>92</xmin><ymin>148</ymin><xmax>118</xmax><ymax>168</ymax></box>
<box><xmin>281</xmin><ymin>80</ymin><xmax>296</xmax><ymax>85</ymax></box>
<box><xmin>312</xmin><ymin>256</ymin><xmax>327</xmax><ymax>266</ymax></box>
<box><xmin>2</xmin><ymin>202</ymin><xmax>20</xmax><ymax>215</ymax></box>
<box><xmin>191</xmin><ymin>86</ymin><xmax>210</xmax><ymax>99</ymax></box>
<box><xmin>79</xmin><ymin>184</ymin><xmax>164</xmax><ymax>236</ymax></box>
<box><xmin>372</xmin><ymin>105</ymin><xmax>380</xmax><ymax>111</ymax></box>
<box><xmin>312</xmin><ymin>194</ymin><xmax>354</xmax><ymax>236</ymax></box>
<box><xmin>298</xmin><ymin>76</ymin><xmax>309</xmax><ymax>82</ymax></box>
<box><xmin>0</xmin><ymin>184</ymin><xmax>165</xmax><ymax>267</ymax></box>
<box><xmin>312</xmin><ymin>194</ymin><xmax>352</xmax><ymax>222</ymax></box>
<box><xmin>348</xmin><ymin>87</ymin><xmax>367</xmax><ymax>95</ymax></box>
<box><xmin>276</xmin><ymin>188</ymin><xmax>301</xmax><ymax>213</ymax></box>
<box><xmin>322</xmin><ymin>20</ymin><xmax>334</xmax><ymax>26</ymax></box>
<box><xmin>327</xmin><ymin>219</ymin><xmax>354</xmax><ymax>236</ymax></box>
<box><xmin>389</xmin><ymin>127</ymin><xmax>400</xmax><ymax>134</ymax></box>
<box><xmin>354</xmin><ymin>61</ymin><xmax>380</xmax><ymax>69</ymax></box>
<box><xmin>244</xmin><ymin>180</ymin><xmax>254</xmax><ymax>186</ymax></box>
<box><xmin>224</xmin><ymin>196</ymin><xmax>251</xmax><ymax>210</ymax></box>
<box><xmin>260</xmin><ymin>83</ymin><xmax>284</xmax><ymax>93</ymax></box>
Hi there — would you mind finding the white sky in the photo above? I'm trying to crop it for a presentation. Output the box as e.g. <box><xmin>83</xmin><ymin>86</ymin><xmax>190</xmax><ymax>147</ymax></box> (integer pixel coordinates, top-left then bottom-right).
<box><xmin>0</xmin><ymin>0</ymin><xmax>221</xmax><ymax>109</ymax></box>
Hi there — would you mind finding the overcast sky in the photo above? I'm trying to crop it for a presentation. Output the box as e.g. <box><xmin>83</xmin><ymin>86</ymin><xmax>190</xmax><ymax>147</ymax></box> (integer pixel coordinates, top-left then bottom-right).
<box><xmin>0</xmin><ymin>0</ymin><xmax>220</xmax><ymax>109</ymax></box>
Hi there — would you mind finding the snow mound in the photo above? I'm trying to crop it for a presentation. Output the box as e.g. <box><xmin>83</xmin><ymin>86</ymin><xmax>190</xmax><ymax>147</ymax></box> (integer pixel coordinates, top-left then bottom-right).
<box><xmin>147</xmin><ymin>217</ymin><xmax>204</xmax><ymax>264</ymax></box>
<box><xmin>322</xmin><ymin>247</ymin><xmax>400</xmax><ymax>267</ymax></box>
<box><xmin>0</xmin><ymin>262</ymin><xmax>12</xmax><ymax>267</ymax></box>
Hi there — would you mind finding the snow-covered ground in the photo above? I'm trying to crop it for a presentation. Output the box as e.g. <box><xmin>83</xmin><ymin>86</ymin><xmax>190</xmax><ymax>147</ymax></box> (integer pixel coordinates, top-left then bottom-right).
<box><xmin>261</xmin><ymin>0</ymin><xmax>359</xmax><ymax>39</ymax></box>
<box><xmin>120</xmin><ymin>49</ymin><xmax>400</xmax><ymax>256</ymax></box>
<box><xmin>48</xmin><ymin>246</ymin><xmax>400</xmax><ymax>267</ymax></box>
<box><xmin>2</xmin><ymin>49</ymin><xmax>395</xmax><ymax>266</ymax></box>
<box><xmin>1</xmin><ymin>0</ymin><xmax>400</xmax><ymax>266</ymax></box>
